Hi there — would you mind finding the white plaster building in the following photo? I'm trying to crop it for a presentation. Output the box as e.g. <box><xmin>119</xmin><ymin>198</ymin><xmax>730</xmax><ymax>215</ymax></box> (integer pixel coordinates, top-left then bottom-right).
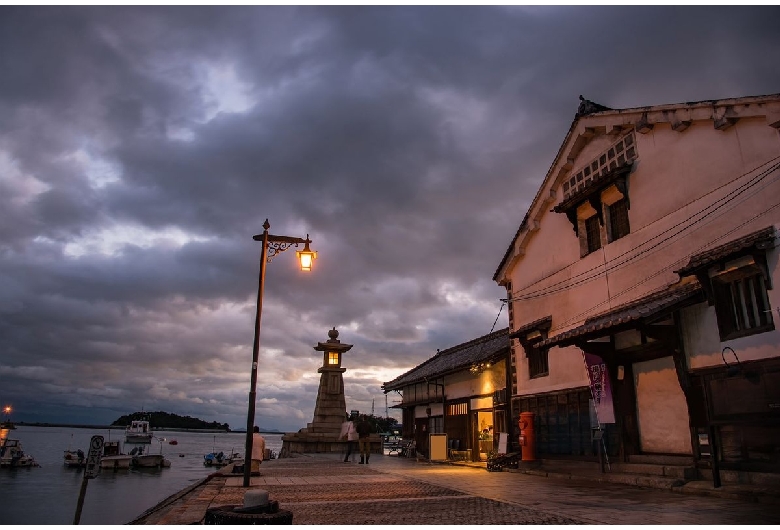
<box><xmin>493</xmin><ymin>94</ymin><xmax>780</xmax><ymax>475</ymax></box>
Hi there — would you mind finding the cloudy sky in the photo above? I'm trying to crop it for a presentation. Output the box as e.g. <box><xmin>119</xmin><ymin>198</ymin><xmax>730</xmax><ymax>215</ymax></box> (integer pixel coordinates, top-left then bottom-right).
<box><xmin>2</xmin><ymin>5</ymin><xmax>779</xmax><ymax>432</ymax></box>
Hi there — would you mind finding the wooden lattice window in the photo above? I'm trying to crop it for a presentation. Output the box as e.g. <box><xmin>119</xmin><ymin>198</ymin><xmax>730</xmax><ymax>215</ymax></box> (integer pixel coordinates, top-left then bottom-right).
<box><xmin>608</xmin><ymin>199</ymin><xmax>630</xmax><ymax>242</ymax></box>
<box><xmin>585</xmin><ymin>215</ymin><xmax>601</xmax><ymax>254</ymax></box>
<box><xmin>448</xmin><ymin>402</ymin><xmax>468</xmax><ymax>416</ymax></box>
<box><xmin>528</xmin><ymin>347</ymin><xmax>549</xmax><ymax>379</ymax></box>
<box><xmin>713</xmin><ymin>269</ymin><xmax>774</xmax><ymax>341</ymax></box>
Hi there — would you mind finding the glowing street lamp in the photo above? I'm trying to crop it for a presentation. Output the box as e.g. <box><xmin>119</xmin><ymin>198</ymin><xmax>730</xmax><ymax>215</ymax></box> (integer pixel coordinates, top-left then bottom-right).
<box><xmin>243</xmin><ymin>219</ymin><xmax>317</xmax><ymax>487</ymax></box>
<box><xmin>296</xmin><ymin>237</ymin><xmax>317</xmax><ymax>272</ymax></box>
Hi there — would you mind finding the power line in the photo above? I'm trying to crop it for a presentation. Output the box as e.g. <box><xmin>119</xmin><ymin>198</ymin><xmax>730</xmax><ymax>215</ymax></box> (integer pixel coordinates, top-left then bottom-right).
<box><xmin>547</xmin><ymin>201</ymin><xmax>780</xmax><ymax>333</ymax></box>
<box><xmin>504</xmin><ymin>158</ymin><xmax>780</xmax><ymax>302</ymax></box>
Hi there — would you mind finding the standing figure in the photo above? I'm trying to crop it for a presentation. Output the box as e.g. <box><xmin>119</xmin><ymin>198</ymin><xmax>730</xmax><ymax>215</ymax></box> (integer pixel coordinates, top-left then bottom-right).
<box><xmin>357</xmin><ymin>415</ymin><xmax>373</xmax><ymax>464</ymax></box>
<box><xmin>341</xmin><ymin>414</ymin><xmax>357</xmax><ymax>463</ymax></box>
<box><xmin>251</xmin><ymin>426</ymin><xmax>266</xmax><ymax>474</ymax></box>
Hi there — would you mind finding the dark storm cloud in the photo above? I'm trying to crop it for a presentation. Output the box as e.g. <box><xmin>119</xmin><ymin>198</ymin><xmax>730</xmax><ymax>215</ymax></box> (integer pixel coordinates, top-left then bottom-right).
<box><xmin>1</xmin><ymin>6</ymin><xmax>779</xmax><ymax>431</ymax></box>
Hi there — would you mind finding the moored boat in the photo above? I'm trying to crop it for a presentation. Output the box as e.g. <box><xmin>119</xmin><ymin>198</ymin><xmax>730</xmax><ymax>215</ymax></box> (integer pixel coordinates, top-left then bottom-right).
<box><xmin>0</xmin><ymin>438</ymin><xmax>39</xmax><ymax>468</ymax></box>
<box><xmin>125</xmin><ymin>419</ymin><xmax>153</xmax><ymax>444</ymax></box>
<box><xmin>129</xmin><ymin>445</ymin><xmax>170</xmax><ymax>468</ymax></box>
<box><xmin>100</xmin><ymin>440</ymin><xmax>132</xmax><ymax>470</ymax></box>
<box><xmin>203</xmin><ymin>451</ymin><xmax>227</xmax><ymax>467</ymax></box>
<box><xmin>63</xmin><ymin>449</ymin><xmax>86</xmax><ymax>468</ymax></box>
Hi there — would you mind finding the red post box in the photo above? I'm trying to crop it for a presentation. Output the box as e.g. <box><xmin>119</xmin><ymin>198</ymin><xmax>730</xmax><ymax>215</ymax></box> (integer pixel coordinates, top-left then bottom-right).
<box><xmin>518</xmin><ymin>412</ymin><xmax>536</xmax><ymax>461</ymax></box>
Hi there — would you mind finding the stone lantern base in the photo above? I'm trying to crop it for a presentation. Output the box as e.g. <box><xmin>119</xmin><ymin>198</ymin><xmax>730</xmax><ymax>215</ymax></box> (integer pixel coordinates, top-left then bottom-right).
<box><xmin>280</xmin><ymin>432</ymin><xmax>382</xmax><ymax>458</ymax></box>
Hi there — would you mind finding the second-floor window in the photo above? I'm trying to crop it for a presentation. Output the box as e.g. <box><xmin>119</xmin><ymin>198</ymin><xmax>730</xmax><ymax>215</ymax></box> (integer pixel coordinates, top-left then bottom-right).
<box><xmin>585</xmin><ymin>215</ymin><xmax>602</xmax><ymax>254</ymax></box>
<box><xmin>528</xmin><ymin>346</ymin><xmax>549</xmax><ymax>379</ymax></box>
<box><xmin>608</xmin><ymin>198</ymin><xmax>630</xmax><ymax>242</ymax></box>
<box><xmin>712</xmin><ymin>268</ymin><xmax>774</xmax><ymax>341</ymax></box>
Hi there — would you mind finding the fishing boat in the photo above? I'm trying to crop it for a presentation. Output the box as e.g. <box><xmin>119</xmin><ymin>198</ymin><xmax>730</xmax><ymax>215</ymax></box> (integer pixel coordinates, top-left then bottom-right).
<box><xmin>0</xmin><ymin>438</ymin><xmax>39</xmax><ymax>468</ymax></box>
<box><xmin>63</xmin><ymin>448</ymin><xmax>86</xmax><ymax>468</ymax></box>
<box><xmin>125</xmin><ymin>419</ymin><xmax>153</xmax><ymax>444</ymax></box>
<box><xmin>63</xmin><ymin>434</ymin><xmax>86</xmax><ymax>468</ymax></box>
<box><xmin>100</xmin><ymin>440</ymin><xmax>132</xmax><ymax>470</ymax></box>
<box><xmin>168</xmin><ymin>439</ymin><xmax>178</xmax><ymax>445</ymax></box>
<box><xmin>203</xmin><ymin>451</ymin><xmax>228</xmax><ymax>467</ymax></box>
<box><xmin>129</xmin><ymin>445</ymin><xmax>170</xmax><ymax>468</ymax></box>
<box><xmin>203</xmin><ymin>449</ymin><xmax>242</xmax><ymax>467</ymax></box>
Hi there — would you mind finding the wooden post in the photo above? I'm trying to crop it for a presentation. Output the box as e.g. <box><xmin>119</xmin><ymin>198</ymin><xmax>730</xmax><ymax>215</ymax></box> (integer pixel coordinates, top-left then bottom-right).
<box><xmin>73</xmin><ymin>474</ymin><xmax>89</xmax><ymax>524</ymax></box>
<box><xmin>74</xmin><ymin>434</ymin><xmax>103</xmax><ymax>524</ymax></box>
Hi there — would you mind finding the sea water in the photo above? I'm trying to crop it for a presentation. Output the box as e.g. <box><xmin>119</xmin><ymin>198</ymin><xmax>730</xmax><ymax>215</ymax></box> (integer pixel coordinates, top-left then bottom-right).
<box><xmin>0</xmin><ymin>425</ymin><xmax>283</xmax><ymax>525</ymax></box>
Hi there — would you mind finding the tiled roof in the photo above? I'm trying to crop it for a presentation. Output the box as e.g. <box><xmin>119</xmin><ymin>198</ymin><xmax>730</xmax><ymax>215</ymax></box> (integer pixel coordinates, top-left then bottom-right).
<box><xmin>382</xmin><ymin>328</ymin><xmax>510</xmax><ymax>391</ymax></box>
<box><xmin>536</xmin><ymin>280</ymin><xmax>703</xmax><ymax>349</ymax></box>
<box><xmin>676</xmin><ymin>226</ymin><xmax>777</xmax><ymax>276</ymax></box>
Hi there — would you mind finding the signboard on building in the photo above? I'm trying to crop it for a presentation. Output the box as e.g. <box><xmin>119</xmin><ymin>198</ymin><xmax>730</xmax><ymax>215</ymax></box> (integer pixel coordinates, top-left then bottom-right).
<box><xmin>584</xmin><ymin>353</ymin><xmax>615</xmax><ymax>424</ymax></box>
<box><xmin>429</xmin><ymin>433</ymin><xmax>447</xmax><ymax>461</ymax></box>
<box><xmin>497</xmin><ymin>432</ymin><xmax>508</xmax><ymax>454</ymax></box>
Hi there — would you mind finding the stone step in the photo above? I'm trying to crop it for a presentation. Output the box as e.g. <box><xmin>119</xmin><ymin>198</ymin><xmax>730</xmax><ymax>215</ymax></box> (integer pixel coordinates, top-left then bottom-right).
<box><xmin>628</xmin><ymin>454</ymin><xmax>694</xmax><ymax>466</ymax></box>
<box><xmin>539</xmin><ymin>458</ymin><xmax>599</xmax><ymax>470</ymax></box>
<box><xmin>698</xmin><ymin>468</ymin><xmax>780</xmax><ymax>487</ymax></box>
<box><xmin>611</xmin><ymin>462</ymin><xmax>697</xmax><ymax>480</ymax></box>
<box><xmin>523</xmin><ymin>467</ymin><xmax>685</xmax><ymax>490</ymax></box>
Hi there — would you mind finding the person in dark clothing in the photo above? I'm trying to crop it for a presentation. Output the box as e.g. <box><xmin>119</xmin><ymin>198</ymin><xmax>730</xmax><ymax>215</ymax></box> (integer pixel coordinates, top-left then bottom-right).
<box><xmin>356</xmin><ymin>415</ymin><xmax>373</xmax><ymax>464</ymax></box>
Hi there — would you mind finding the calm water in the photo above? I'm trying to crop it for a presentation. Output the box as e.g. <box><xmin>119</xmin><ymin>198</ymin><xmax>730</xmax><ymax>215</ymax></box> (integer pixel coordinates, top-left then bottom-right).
<box><xmin>0</xmin><ymin>425</ymin><xmax>283</xmax><ymax>525</ymax></box>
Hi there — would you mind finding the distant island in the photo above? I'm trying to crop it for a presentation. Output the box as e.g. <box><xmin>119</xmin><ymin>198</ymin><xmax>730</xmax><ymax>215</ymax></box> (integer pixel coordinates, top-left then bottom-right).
<box><xmin>112</xmin><ymin>411</ymin><xmax>231</xmax><ymax>432</ymax></box>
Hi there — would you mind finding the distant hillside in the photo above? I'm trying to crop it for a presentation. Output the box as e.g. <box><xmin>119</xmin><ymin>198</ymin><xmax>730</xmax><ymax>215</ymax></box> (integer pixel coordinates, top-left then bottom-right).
<box><xmin>111</xmin><ymin>411</ymin><xmax>230</xmax><ymax>432</ymax></box>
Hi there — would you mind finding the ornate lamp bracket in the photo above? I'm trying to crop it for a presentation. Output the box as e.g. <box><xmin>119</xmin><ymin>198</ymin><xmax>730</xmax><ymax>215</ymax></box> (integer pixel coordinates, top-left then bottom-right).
<box><xmin>266</xmin><ymin>241</ymin><xmax>298</xmax><ymax>262</ymax></box>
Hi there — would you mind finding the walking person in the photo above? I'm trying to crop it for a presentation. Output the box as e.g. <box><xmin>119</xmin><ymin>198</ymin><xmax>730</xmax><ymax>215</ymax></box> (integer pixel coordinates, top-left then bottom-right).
<box><xmin>340</xmin><ymin>414</ymin><xmax>357</xmax><ymax>463</ymax></box>
<box><xmin>250</xmin><ymin>426</ymin><xmax>266</xmax><ymax>474</ymax></box>
<box><xmin>357</xmin><ymin>415</ymin><xmax>373</xmax><ymax>464</ymax></box>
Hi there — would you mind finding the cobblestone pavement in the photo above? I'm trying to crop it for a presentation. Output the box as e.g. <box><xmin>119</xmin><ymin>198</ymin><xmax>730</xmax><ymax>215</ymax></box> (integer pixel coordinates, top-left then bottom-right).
<box><xmin>366</xmin><ymin>456</ymin><xmax>780</xmax><ymax>525</ymax></box>
<box><xmin>131</xmin><ymin>453</ymin><xmax>780</xmax><ymax>525</ymax></box>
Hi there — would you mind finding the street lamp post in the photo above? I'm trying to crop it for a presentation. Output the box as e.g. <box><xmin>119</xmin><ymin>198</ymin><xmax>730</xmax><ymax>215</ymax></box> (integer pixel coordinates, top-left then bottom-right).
<box><xmin>243</xmin><ymin>219</ymin><xmax>317</xmax><ymax>487</ymax></box>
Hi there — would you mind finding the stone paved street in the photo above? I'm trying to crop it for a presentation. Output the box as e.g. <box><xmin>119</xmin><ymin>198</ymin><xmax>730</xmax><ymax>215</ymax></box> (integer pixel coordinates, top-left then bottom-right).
<box><xmin>130</xmin><ymin>453</ymin><xmax>780</xmax><ymax>525</ymax></box>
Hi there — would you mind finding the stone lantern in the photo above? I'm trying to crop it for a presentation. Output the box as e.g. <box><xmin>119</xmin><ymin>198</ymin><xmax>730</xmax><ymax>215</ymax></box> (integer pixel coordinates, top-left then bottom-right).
<box><xmin>279</xmin><ymin>327</ymin><xmax>353</xmax><ymax>456</ymax></box>
<box><xmin>309</xmin><ymin>327</ymin><xmax>353</xmax><ymax>434</ymax></box>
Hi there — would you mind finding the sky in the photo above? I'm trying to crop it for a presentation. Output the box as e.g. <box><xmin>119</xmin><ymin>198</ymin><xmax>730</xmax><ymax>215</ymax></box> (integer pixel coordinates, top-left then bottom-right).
<box><xmin>2</xmin><ymin>5</ymin><xmax>780</xmax><ymax>433</ymax></box>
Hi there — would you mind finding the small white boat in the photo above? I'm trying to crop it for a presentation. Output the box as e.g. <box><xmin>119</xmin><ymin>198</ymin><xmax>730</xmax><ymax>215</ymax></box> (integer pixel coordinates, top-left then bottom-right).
<box><xmin>125</xmin><ymin>420</ymin><xmax>153</xmax><ymax>444</ymax></box>
<box><xmin>100</xmin><ymin>440</ymin><xmax>132</xmax><ymax>470</ymax></box>
<box><xmin>63</xmin><ymin>449</ymin><xmax>86</xmax><ymax>468</ymax></box>
<box><xmin>63</xmin><ymin>434</ymin><xmax>85</xmax><ymax>468</ymax></box>
<box><xmin>0</xmin><ymin>439</ymin><xmax>39</xmax><ymax>468</ymax></box>
<box><xmin>129</xmin><ymin>444</ymin><xmax>170</xmax><ymax>468</ymax></box>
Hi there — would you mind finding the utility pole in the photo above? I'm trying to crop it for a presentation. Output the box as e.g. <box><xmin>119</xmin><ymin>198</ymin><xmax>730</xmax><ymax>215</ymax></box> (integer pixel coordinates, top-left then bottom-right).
<box><xmin>371</xmin><ymin>399</ymin><xmax>375</xmax><ymax>416</ymax></box>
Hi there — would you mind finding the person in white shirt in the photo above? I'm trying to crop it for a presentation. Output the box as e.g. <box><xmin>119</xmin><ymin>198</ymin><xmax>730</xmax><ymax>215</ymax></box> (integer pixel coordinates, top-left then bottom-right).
<box><xmin>340</xmin><ymin>414</ymin><xmax>358</xmax><ymax>463</ymax></box>
<box><xmin>251</xmin><ymin>425</ymin><xmax>266</xmax><ymax>473</ymax></box>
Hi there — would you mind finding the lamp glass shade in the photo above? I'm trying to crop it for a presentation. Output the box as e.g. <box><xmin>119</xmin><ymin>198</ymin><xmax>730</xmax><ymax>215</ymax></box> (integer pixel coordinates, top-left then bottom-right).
<box><xmin>296</xmin><ymin>240</ymin><xmax>317</xmax><ymax>272</ymax></box>
<box><xmin>297</xmin><ymin>250</ymin><xmax>316</xmax><ymax>271</ymax></box>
